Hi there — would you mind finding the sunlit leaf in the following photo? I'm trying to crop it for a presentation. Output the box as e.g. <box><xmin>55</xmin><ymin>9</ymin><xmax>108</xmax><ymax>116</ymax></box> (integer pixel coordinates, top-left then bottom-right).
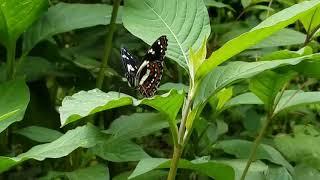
<box><xmin>122</xmin><ymin>0</ymin><xmax>210</xmax><ymax>70</ymax></box>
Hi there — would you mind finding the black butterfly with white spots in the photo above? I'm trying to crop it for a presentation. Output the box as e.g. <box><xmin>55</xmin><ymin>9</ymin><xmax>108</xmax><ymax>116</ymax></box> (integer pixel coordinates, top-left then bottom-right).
<box><xmin>121</xmin><ymin>35</ymin><xmax>168</xmax><ymax>97</ymax></box>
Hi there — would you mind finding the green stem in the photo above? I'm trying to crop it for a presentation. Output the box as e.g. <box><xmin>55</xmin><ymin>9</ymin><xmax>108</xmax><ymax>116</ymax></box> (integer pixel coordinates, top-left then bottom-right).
<box><xmin>96</xmin><ymin>0</ymin><xmax>121</xmax><ymax>89</ymax></box>
<box><xmin>167</xmin><ymin>145</ymin><xmax>183</xmax><ymax>180</ymax></box>
<box><xmin>6</xmin><ymin>43</ymin><xmax>16</xmax><ymax>80</ymax></box>
<box><xmin>266</xmin><ymin>0</ymin><xmax>273</xmax><ymax>18</ymax></box>
<box><xmin>240</xmin><ymin>112</ymin><xmax>273</xmax><ymax>180</ymax></box>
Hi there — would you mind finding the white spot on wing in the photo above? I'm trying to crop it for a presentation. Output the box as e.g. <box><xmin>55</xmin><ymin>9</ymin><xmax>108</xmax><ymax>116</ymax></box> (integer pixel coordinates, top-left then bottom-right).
<box><xmin>127</xmin><ymin>64</ymin><xmax>135</xmax><ymax>72</ymax></box>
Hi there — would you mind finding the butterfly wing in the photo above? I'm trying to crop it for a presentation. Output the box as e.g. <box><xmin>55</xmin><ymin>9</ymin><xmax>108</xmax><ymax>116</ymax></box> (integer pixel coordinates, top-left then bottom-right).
<box><xmin>137</xmin><ymin>36</ymin><xmax>168</xmax><ymax>97</ymax></box>
<box><xmin>120</xmin><ymin>47</ymin><xmax>140</xmax><ymax>87</ymax></box>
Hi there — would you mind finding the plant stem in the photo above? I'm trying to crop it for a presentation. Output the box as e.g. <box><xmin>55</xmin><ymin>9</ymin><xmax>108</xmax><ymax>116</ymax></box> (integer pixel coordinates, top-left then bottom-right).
<box><xmin>6</xmin><ymin>43</ymin><xmax>16</xmax><ymax>80</ymax></box>
<box><xmin>96</xmin><ymin>0</ymin><xmax>121</xmax><ymax>89</ymax></box>
<box><xmin>240</xmin><ymin>113</ymin><xmax>272</xmax><ymax>180</ymax></box>
<box><xmin>167</xmin><ymin>145</ymin><xmax>183</xmax><ymax>180</ymax></box>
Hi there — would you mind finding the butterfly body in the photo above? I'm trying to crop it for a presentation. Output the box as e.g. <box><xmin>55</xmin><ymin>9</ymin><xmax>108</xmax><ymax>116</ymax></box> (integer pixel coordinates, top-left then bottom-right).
<box><xmin>121</xmin><ymin>36</ymin><xmax>168</xmax><ymax>97</ymax></box>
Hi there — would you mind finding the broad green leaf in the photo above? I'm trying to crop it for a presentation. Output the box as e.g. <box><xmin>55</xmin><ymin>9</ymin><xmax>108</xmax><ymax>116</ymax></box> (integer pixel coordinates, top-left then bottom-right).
<box><xmin>204</xmin><ymin>0</ymin><xmax>235</xmax><ymax>11</ymax></box>
<box><xmin>0</xmin><ymin>0</ymin><xmax>48</xmax><ymax>47</ymax></box>
<box><xmin>129</xmin><ymin>157</ymin><xmax>234</xmax><ymax>180</ymax></box>
<box><xmin>14</xmin><ymin>126</ymin><xmax>63</xmax><ymax>143</ymax></box>
<box><xmin>221</xmin><ymin>159</ymin><xmax>268</xmax><ymax>180</ymax></box>
<box><xmin>23</xmin><ymin>3</ymin><xmax>122</xmax><ymax>53</ymax></box>
<box><xmin>249</xmin><ymin>71</ymin><xmax>295</xmax><ymax>110</ymax></box>
<box><xmin>106</xmin><ymin>113</ymin><xmax>169</xmax><ymax>141</ymax></box>
<box><xmin>266</xmin><ymin>166</ymin><xmax>293</xmax><ymax>180</ymax></box>
<box><xmin>91</xmin><ymin>140</ymin><xmax>150</xmax><ymax>162</ymax></box>
<box><xmin>114</xmin><ymin>170</ymin><xmax>167</xmax><ymax>180</ymax></box>
<box><xmin>39</xmin><ymin>164</ymin><xmax>109</xmax><ymax>180</ymax></box>
<box><xmin>196</xmin><ymin>0</ymin><xmax>320</xmax><ymax>79</ymax></box>
<box><xmin>224</xmin><ymin>92</ymin><xmax>263</xmax><ymax>109</ymax></box>
<box><xmin>0</xmin><ymin>79</ymin><xmax>30</xmax><ymax>133</ymax></box>
<box><xmin>122</xmin><ymin>0</ymin><xmax>210</xmax><ymax>70</ymax></box>
<box><xmin>193</xmin><ymin>53</ymin><xmax>320</xmax><ymax>107</ymax></box>
<box><xmin>300</xmin><ymin>8</ymin><xmax>320</xmax><ymax>34</ymax></box>
<box><xmin>0</xmin><ymin>124</ymin><xmax>108</xmax><ymax>173</ymax></box>
<box><xmin>215</xmin><ymin>139</ymin><xmax>293</xmax><ymax>173</ymax></box>
<box><xmin>274</xmin><ymin>90</ymin><xmax>320</xmax><ymax>114</ymax></box>
<box><xmin>59</xmin><ymin>89</ymin><xmax>184</xmax><ymax>126</ymax></box>
<box><xmin>294</xmin><ymin>164</ymin><xmax>320</xmax><ymax>180</ymax></box>
<box><xmin>295</xmin><ymin>60</ymin><xmax>320</xmax><ymax>78</ymax></box>
<box><xmin>59</xmin><ymin>90</ymin><xmax>134</xmax><ymax>126</ymax></box>
<box><xmin>275</xmin><ymin>125</ymin><xmax>320</xmax><ymax>170</ymax></box>
<box><xmin>216</xmin><ymin>87</ymin><xmax>233</xmax><ymax>111</ymax></box>
<box><xmin>251</xmin><ymin>29</ymin><xmax>307</xmax><ymax>49</ymax></box>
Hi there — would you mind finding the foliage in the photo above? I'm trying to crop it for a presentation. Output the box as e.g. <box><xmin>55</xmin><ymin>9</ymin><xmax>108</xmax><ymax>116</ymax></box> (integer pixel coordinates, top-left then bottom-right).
<box><xmin>1</xmin><ymin>0</ymin><xmax>320</xmax><ymax>179</ymax></box>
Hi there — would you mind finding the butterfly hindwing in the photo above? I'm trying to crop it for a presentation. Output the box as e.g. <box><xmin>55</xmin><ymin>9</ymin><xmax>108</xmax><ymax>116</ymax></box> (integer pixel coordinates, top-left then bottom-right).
<box><xmin>120</xmin><ymin>47</ymin><xmax>139</xmax><ymax>87</ymax></box>
<box><xmin>121</xmin><ymin>36</ymin><xmax>168</xmax><ymax>97</ymax></box>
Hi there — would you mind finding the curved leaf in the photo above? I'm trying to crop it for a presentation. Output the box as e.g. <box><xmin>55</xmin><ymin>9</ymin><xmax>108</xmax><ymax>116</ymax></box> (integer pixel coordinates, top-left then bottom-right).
<box><xmin>0</xmin><ymin>124</ymin><xmax>108</xmax><ymax>173</ymax></box>
<box><xmin>196</xmin><ymin>0</ymin><xmax>320</xmax><ymax>79</ymax></box>
<box><xmin>122</xmin><ymin>0</ymin><xmax>210</xmax><ymax>69</ymax></box>
<box><xmin>193</xmin><ymin>53</ymin><xmax>320</xmax><ymax>107</ymax></box>
<box><xmin>0</xmin><ymin>0</ymin><xmax>48</xmax><ymax>47</ymax></box>
<box><xmin>59</xmin><ymin>89</ymin><xmax>184</xmax><ymax>126</ymax></box>
<box><xmin>0</xmin><ymin>79</ymin><xmax>30</xmax><ymax>133</ymax></box>
<box><xmin>23</xmin><ymin>3</ymin><xmax>122</xmax><ymax>53</ymax></box>
<box><xmin>14</xmin><ymin>126</ymin><xmax>63</xmax><ymax>143</ymax></box>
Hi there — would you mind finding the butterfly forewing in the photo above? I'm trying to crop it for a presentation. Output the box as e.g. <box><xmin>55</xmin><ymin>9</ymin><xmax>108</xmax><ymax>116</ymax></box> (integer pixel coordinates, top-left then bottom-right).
<box><xmin>121</xmin><ymin>35</ymin><xmax>168</xmax><ymax>97</ymax></box>
<box><xmin>120</xmin><ymin>47</ymin><xmax>140</xmax><ymax>87</ymax></box>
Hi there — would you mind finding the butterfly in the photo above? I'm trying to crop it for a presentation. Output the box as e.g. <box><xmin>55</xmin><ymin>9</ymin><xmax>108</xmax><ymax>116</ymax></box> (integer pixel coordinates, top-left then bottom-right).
<box><xmin>121</xmin><ymin>35</ymin><xmax>168</xmax><ymax>97</ymax></box>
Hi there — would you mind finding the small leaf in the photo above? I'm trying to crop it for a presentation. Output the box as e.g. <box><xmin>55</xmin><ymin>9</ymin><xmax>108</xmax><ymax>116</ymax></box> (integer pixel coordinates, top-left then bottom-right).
<box><xmin>224</xmin><ymin>92</ymin><xmax>263</xmax><ymax>109</ymax></box>
<box><xmin>203</xmin><ymin>0</ymin><xmax>235</xmax><ymax>11</ymax></box>
<box><xmin>14</xmin><ymin>126</ymin><xmax>63</xmax><ymax>143</ymax></box>
<box><xmin>266</xmin><ymin>166</ymin><xmax>293</xmax><ymax>180</ymax></box>
<box><xmin>91</xmin><ymin>140</ymin><xmax>150</xmax><ymax>162</ymax></box>
<box><xmin>158</xmin><ymin>82</ymin><xmax>189</xmax><ymax>92</ymax></box>
<box><xmin>0</xmin><ymin>124</ymin><xmax>108</xmax><ymax>173</ymax></box>
<box><xmin>23</xmin><ymin>3</ymin><xmax>122</xmax><ymax>53</ymax></box>
<box><xmin>0</xmin><ymin>79</ymin><xmax>30</xmax><ymax>133</ymax></box>
<box><xmin>0</xmin><ymin>0</ymin><xmax>48</xmax><ymax>48</ymax></box>
<box><xmin>216</xmin><ymin>87</ymin><xmax>233</xmax><ymax>111</ymax></box>
<box><xmin>300</xmin><ymin>8</ymin><xmax>320</xmax><ymax>34</ymax></box>
<box><xmin>39</xmin><ymin>164</ymin><xmax>109</xmax><ymax>180</ymax></box>
<box><xmin>189</xmin><ymin>38</ymin><xmax>207</xmax><ymax>82</ymax></box>
<box><xmin>215</xmin><ymin>139</ymin><xmax>293</xmax><ymax>173</ymax></box>
<box><xmin>249</xmin><ymin>70</ymin><xmax>296</xmax><ymax>110</ymax></box>
<box><xmin>129</xmin><ymin>158</ymin><xmax>234</xmax><ymax>180</ymax></box>
<box><xmin>196</xmin><ymin>0</ymin><xmax>320</xmax><ymax>79</ymax></box>
<box><xmin>122</xmin><ymin>0</ymin><xmax>210</xmax><ymax>70</ymax></box>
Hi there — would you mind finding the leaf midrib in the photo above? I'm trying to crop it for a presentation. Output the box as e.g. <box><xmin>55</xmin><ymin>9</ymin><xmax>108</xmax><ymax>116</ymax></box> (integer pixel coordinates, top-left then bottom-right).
<box><xmin>144</xmin><ymin>1</ymin><xmax>188</xmax><ymax>65</ymax></box>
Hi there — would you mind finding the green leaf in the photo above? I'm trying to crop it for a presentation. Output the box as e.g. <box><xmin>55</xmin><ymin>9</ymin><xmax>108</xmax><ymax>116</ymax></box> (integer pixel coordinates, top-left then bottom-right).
<box><xmin>0</xmin><ymin>79</ymin><xmax>30</xmax><ymax>133</ymax></box>
<box><xmin>203</xmin><ymin>0</ymin><xmax>235</xmax><ymax>11</ymax></box>
<box><xmin>274</xmin><ymin>90</ymin><xmax>320</xmax><ymax>114</ymax></box>
<box><xmin>114</xmin><ymin>170</ymin><xmax>167</xmax><ymax>180</ymax></box>
<box><xmin>196</xmin><ymin>0</ymin><xmax>320</xmax><ymax>79</ymax></box>
<box><xmin>23</xmin><ymin>3</ymin><xmax>122</xmax><ymax>53</ymax></box>
<box><xmin>275</xmin><ymin>125</ymin><xmax>320</xmax><ymax>170</ymax></box>
<box><xmin>14</xmin><ymin>126</ymin><xmax>63</xmax><ymax>143</ymax></box>
<box><xmin>91</xmin><ymin>140</ymin><xmax>150</xmax><ymax>162</ymax></box>
<box><xmin>224</xmin><ymin>92</ymin><xmax>263</xmax><ymax>109</ymax></box>
<box><xmin>59</xmin><ymin>89</ymin><xmax>184</xmax><ymax>127</ymax></box>
<box><xmin>122</xmin><ymin>0</ymin><xmax>210</xmax><ymax>70</ymax></box>
<box><xmin>251</xmin><ymin>29</ymin><xmax>307</xmax><ymax>49</ymax></box>
<box><xmin>39</xmin><ymin>164</ymin><xmax>109</xmax><ymax>180</ymax></box>
<box><xmin>129</xmin><ymin>157</ymin><xmax>234</xmax><ymax>180</ymax></box>
<box><xmin>266</xmin><ymin>166</ymin><xmax>293</xmax><ymax>180</ymax></box>
<box><xmin>0</xmin><ymin>0</ymin><xmax>48</xmax><ymax>47</ymax></box>
<box><xmin>193</xmin><ymin>53</ymin><xmax>320</xmax><ymax>107</ymax></box>
<box><xmin>300</xmin><ymin>8</ymin><xmax>320</xmax><ymax>34</ymax></box>
<box><xmin>0</xmin><ymin>124</ymin><xmax>108</xmax><ymax>173</ymax></box>
<box><xmin>106</xmin><ymin>113</ymin><xmax>169</xmax><ymax>141</ymax></box>
<box><xmin>294</xmin><ymin>164</ymin><xmax>320</xmax><ymax>180</ymax></box>
<box><xmin>249</xmin><ymin>71</ymin><xmax>295</xmax><ymax>110</ymax></box>
<box><xmin>215</xmin><ymin>139</ymin><xmax>293</xmax><ymax>173</ymax></box>
<box><xmin>189</xmin><ymin>38</ymin><xmax>207</xmax><ymax>82</ymax></box>
<box><xmin>216</xmin><ymin>87</ymin><xmax>233</xmax><ymax>111</ymax></box>
<box><xmin>158</xmin><ymin>82</ymin><xmax>189</xmax><ymax>92</ymax></box>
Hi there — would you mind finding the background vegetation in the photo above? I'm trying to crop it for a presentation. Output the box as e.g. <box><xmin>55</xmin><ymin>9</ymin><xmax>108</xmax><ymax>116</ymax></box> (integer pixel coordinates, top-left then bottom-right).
<box><xmin>1</xmin><ymin>0</ymin><xmax>320</xmax><ymax>179</ymax></box>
